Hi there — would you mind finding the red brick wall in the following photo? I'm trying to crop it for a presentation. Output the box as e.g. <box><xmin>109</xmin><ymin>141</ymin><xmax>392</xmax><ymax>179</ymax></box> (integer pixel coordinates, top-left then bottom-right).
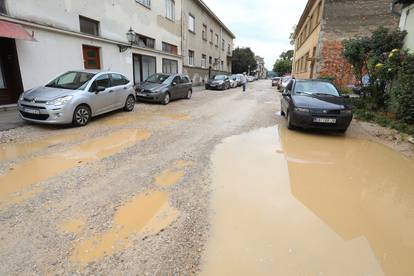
<box><xmin>318</xmin><ymin>41</ymin><xmax>354</xmax><ymax>88</ymax></box>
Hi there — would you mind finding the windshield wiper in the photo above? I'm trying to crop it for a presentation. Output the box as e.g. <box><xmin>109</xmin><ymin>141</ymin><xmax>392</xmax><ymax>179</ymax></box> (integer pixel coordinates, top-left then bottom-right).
<box><xmin>313</xmin><ymin>93</ymin><xmax>339</xmax><ymax>97</ymax></box>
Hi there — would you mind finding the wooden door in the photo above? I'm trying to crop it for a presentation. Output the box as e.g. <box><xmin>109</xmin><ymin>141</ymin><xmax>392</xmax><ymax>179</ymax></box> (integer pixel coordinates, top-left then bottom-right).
<box><xmin>82</xmin><ymin>45</ymin><xmax>101</xmax><ymax>69</ymax></box>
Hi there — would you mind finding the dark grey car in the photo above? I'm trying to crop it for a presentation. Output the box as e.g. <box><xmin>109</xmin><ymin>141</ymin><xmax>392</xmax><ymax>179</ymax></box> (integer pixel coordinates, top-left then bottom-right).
<box><xmin>135</xmin><ymin>73</ymin><xmax>192</xmax><ymax>105</ymax></box>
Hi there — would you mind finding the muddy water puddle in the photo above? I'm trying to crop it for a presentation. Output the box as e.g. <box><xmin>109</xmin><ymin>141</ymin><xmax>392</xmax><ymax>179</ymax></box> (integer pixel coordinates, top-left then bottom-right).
<box><xmin>0</xmin><ymin>129</ymin><xmax>151</xmax><ymax>208</ymax></box>
<box><xmin>201</xmin><ymin>127</ymin><xmax>414</xmax><ymax>276</ymax></box>
<box><xmin>154</xmin><ymin>160</ymin><xmax>193</xmax><ymax>187</ymax></box>
<box><xmin>0</xmin><ymin>132</ymin><xmax>83</xmax><ymax>161</ymax></box>
<box><xmin>70</xmin><ymin>190</ymin><xmax>177</xmax><ymax>265</ymax></box>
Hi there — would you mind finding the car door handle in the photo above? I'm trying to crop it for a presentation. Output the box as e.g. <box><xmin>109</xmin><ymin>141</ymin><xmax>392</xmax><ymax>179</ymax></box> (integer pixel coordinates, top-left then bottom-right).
<box><xmin>123</xmin><ymin>87</ymin><xmax>128</xmax><ymax>90</ymax></box>
<box><xmin>108</xmin><ymin>90</ymin><xmax>114</xmax><ymax>93</ymax></box>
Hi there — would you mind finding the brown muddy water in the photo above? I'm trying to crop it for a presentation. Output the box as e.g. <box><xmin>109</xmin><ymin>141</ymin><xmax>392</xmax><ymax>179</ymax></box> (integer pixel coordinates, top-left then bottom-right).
<box><xmin>70</xmin><ymin>190</ymin><xmax>177</xmax><ymax>265</ymax></box>
<box><xmin>201</xmin><ymin>127</ymin><xmax>414</xmax><ymax>276</ymax></box>
<box><xmin>0</xmin><ymin>129</ymin><xmax>151</xmax><ymax>208</ymax></box>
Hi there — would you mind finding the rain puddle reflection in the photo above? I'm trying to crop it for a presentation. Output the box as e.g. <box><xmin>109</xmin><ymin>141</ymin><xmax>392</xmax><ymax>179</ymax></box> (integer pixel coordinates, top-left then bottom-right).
<box><xmin>70</xmin><ymin>190</ymin><xmax>177</xmax><ymax>265</ymax></box>
<box><xmin>201</xmin><ymin>126</ymin><xmax>414</xmax><ymax>276</ymax></box>
<box><xmin>0</xmin><ymin>129</ymin><xmax>151</xmax><ymax>208</ymax></box>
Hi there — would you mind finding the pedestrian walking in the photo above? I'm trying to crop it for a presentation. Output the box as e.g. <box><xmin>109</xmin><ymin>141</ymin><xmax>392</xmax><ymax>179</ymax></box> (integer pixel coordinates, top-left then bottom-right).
<box><xmin>241</xmin><ymin>72</ymin><xmax>248</xmax><ymax>92</ymax></box>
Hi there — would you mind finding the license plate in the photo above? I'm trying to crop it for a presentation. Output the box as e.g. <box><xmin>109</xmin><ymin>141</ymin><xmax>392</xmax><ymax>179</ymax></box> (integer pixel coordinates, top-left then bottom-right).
<box><xmin>313</xmin><ymin>118</ymin><xmax>336</xmax><ymax>123</ymax></box>
<box><xmin>24</xmin><ymin>108</ymin><xmax>40</xmax><ymax>115</ymax></box>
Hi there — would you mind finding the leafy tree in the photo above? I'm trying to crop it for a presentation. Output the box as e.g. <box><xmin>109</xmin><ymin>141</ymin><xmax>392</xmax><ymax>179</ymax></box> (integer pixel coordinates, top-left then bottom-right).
<box><xmin>343</xmin><ymin>37</ymin><xmax>370</xmax><ymax>83</ymax></box>
<box><xmin>273</xmin><ymin>50</ymin><xmax>293</xmax><ymax>76</ymax></box>
<box><xmin>231</xmin><ymin>47</ymin><xmax>257</xmax><ymax>74</ymax></box>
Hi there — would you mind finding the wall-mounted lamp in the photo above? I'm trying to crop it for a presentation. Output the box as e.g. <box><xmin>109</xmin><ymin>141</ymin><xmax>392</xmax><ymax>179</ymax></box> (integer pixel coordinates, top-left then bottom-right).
<box><xmin>118</xmin><ymin>27</ymin><xmax>137</xmax><ymax>53</ymax></box>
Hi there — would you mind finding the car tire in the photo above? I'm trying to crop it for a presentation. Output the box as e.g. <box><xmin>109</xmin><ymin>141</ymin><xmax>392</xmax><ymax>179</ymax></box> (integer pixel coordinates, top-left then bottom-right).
<box><xmin>163</xmin><ymin>93</ymin><xmax>170</xmax><ymax>105</ymax></box>
<box><xmin>281</xmin><ymin>108</ymin><xmax>285</xmax><ymax>116</ymax></box>
<box><xmin>72</xmin><ymin>105</ymin><xmax>91</xmax><ymax>127</ymax></box>
<box><xmin>186</xmin><ymin>89</ymin><xmax>192</xmax><ymax>100</ymax></box>
<box><xmin>226</xmin><ymin>83</ymin><xmax>230</xmax><ymax>90</ymax></box>
<box><xmin>123</xmin><ymin>95</ymin><xmax>135</xmax><ymax>112</ymax></box>
<box><xmin>287</xmin><ymin>110</ymin><xmax>295</xmax><ymax>130</ymax></box>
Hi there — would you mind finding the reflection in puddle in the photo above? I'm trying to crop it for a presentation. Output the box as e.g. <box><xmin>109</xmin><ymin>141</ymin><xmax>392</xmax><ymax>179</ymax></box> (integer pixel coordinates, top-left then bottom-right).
<box><xmin>154</xmin><ymin>160</ymin><xmax>193</xmax><ymax>187</ymax></box>
<box><xmin>70</xmin><ymin>190</ymin><xmax>177</xmax><ymax>265</ymax></box>
<box><xmin>201</xmin><ymin>127</ymin><xmax>414</xmax><ymax>276</ymax></box>
<box><xmin>0</xmin><ymin>129</ymin><xmax>151</xmax><ymax>208</ymax></box>
<box><xmin>59</xmin><ymin>218</ymin><xmax>86</xmax><ymax>234</ymax></box>
<box><xmin>0</xmin><ymin>132</ymin><xmax>82</xmax><ymax>161</ymax></box>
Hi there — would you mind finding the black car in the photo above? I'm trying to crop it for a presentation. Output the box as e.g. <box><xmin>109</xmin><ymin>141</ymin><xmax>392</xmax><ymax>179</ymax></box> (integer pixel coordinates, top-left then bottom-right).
<box><xmin>205</xmin><ymin>75</ymin><xmax>231</xmax><ymax>90</ymax></box>
<box><xmin>135</xmin><ymin>73</ymin><xmax>192</xmax><ymax>105</ymax></box>
<box><xmin>281</xmin><ymin>79</ymin><xmax>353</xmax><ymax>132</ymax></box>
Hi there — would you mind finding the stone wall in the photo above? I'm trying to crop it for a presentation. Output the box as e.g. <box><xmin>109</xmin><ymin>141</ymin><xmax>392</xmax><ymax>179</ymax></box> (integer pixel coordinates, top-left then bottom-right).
<box><xmin>316</xmin><ymin>0</ymin><xmax>400</xmax><ymax>87</ymax></box>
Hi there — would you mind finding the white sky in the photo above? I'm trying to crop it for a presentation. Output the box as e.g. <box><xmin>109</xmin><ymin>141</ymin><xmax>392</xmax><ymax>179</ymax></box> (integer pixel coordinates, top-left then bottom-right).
<box><xmin>203</xmin><ymin>0</ymin><xmax>308</xmax><ymax>70</ymax></box>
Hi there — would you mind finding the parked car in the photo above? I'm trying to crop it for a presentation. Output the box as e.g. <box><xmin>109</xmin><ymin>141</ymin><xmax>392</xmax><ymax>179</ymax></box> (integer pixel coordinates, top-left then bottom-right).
<box><xmin>280</xmin><ymin>76</ymin><xmax>292</xmax><ymax>90</ymax></box>
<box><xmin>229</xmin><ymin>77</ymin><xmax>238</xmax><ymax>88</ymax></box>
<box><xmin>231</xmin><ymin>74</ymin><xmax>242</xmax><ymax>87</ymax></box>
<box><xmin>205</xmin><ymin>75</ymin><xmax>231</xmax><ymax>90</ymax></box>
<box><xmin>281</xmin><ymin>79</ymin><xmax>353</xmax><ymax>132</ymax></box>
<box><xmin>18</xmin><ymin>70</ymin><xmax>136</xmax><ymax>126</ymax></box>
<box><xmin>271</xmin><ymin>77</ymin><xmax>281</xmax><ymax>87</ymax></box>
<box><xmin>247</xmin><ymin>76</ymin><xmax>255</xmax><ymax>82</ymax></box>
<box><xmin>135</xmin><ymin>73</ymin><xmax>192</xmax><ymax>105</ymax></box>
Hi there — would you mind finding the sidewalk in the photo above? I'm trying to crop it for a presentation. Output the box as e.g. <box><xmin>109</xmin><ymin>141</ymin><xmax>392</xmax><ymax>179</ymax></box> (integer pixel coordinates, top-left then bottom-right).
<box><xmin>0</xmin><ymin>109</ymin><xmax>24</xmax><ymax>131</ymax></box>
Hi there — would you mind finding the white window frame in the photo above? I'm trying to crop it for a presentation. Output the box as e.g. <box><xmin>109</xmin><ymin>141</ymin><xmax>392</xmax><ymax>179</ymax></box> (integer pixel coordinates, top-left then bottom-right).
<box><xmin>188</xmin><ymin>50</ymin><xmax>194</xmax><ymax>66</ymax></box>
<box><xmin>188</xmin><ymin>14</ymin><xmax>195</xmax><ymax>33</ymax></box>
<box><xmin>136</xmin><ymin>0</ymin><xmax>151</xmax><ymax>8</ymax></box>
<box><xmin>201</xmin><ymin>54</ymin><xmax>207</xmax><ymax>68</ymax></box>
<box><xmin>165</xmin><ymin>0</ymin><xmax>175</xmax><ymax>21</ymax></box>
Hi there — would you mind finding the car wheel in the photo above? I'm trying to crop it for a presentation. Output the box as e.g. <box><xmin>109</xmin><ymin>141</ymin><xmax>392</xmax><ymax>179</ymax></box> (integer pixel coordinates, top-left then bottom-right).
<box><xmin>73</xmin><ymin>105</ymin><xmax>91</xmax><ymax>127</ymax></box>
<box><xmin>123</xmin><ymin>95</ymin><xmax>135</xmax><ymax>112</ymax></box>
<box><xmin>281</xmin><ymin>108</ymin><xmax>285</xmax><ymax>116</ymax></box>
<box><xmin>226</xmin><ymin>83</ymin><xmax>230</xmax><ymax>90</ymax></box>
<box><xmin>163</xmin><ymin>93</ymin><xmax>170</xmax><ymax>105</ymax></box>
<box><xmin>186</xmin><ymin>89</ymin><xmax>192</xmax><ymax>100</ymax></box>
<box><xmin>287</xmin><ymin>110</ymin><xmax>295</xmax><ymax>130</ymax></box>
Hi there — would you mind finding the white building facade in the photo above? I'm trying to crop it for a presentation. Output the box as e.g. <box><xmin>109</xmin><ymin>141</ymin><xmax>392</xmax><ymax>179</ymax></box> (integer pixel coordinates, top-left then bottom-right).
<box><xmin>0</xmin><ymin>0</ymin><xmax>183</xmax><ymax>105</ymax></box>
<box><xmin>399</xmin><ymin>2</ymin><xmax>414</xmax><ymax>52</ymax></box>
<box><xmin>181</xmin><ymin>0</ymin><xmax>235</xmax><ymax>85</ymax></box>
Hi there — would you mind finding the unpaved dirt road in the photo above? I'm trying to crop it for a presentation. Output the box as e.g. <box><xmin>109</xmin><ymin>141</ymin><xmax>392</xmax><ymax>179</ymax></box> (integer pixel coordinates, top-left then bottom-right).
<box><xmin>1</xmin><ymin>80</ymin><xmax>414</xmax><ymax>275</ymax></box>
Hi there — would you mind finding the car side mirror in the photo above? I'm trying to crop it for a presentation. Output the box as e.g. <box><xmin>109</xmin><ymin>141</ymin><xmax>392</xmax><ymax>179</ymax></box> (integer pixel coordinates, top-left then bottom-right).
<box><xmin>95</xmin><ymin>86</ymin><xmax>106</xmax><ymax>93</ymax></box>
<box><xmin>172</xmin><ymin>82</ymin><xmax>177</xmax><ymax>86</ymax></box>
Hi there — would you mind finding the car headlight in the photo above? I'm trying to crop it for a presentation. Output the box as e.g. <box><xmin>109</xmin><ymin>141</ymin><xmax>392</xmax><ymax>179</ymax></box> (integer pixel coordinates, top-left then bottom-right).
<box><xmin>19</xmin><ymin>93</ymin><xmax>24</xmax><ymax>101</ymax></box>
<box><xmin>46</xmin><ymin>95</ymin><xmax>73</xmax><ymax>106</ymax></box>
<box><xmin>341</xmin><ymin>109</ymin><xmax>353</xmax><ymax>115</ymax></box>
<box><xmin>294</xmin><ymin>107</ymin><xmax>310</xmax><ymax>112</ymax></box>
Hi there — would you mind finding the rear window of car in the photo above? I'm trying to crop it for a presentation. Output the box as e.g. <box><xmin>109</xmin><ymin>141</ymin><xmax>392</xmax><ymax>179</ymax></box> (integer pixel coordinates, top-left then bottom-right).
<box><xmin>111</xmin><ymin>74</ymin><xmax>129</xmax><ymax>86</ymax></box>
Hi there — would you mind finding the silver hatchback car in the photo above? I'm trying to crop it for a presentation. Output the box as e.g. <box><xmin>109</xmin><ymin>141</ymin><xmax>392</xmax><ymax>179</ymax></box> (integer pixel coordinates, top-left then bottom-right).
<box><xmin>18</xmin><ymin>70</ymin><xmax>136</xmax><ymax>126</ymax></box>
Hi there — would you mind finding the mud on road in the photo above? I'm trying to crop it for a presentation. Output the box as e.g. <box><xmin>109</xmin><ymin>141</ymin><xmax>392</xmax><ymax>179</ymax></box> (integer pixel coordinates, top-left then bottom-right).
<box><xmin>1</xmin><ymin>80</ymin><xmax>414</xmax><ymax>275</ymax></box>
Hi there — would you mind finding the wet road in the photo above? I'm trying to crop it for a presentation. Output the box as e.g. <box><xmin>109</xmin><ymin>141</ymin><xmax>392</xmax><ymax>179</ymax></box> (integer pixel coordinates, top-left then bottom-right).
<box><xmin>1</xmin><ymin>80</ymin><xmax>414</xmax><ymax>275</ymax></box>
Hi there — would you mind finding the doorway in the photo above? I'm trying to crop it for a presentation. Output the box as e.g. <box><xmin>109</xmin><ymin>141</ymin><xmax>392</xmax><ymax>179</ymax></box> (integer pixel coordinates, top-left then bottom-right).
<box><xmin>133</xmin><ymin>54</ymin><xmax>156</xmax><ymax>84</ymax></box>
<box><xmin>0</xmin><ymin>38</ymin><xmax>23</xmax><ymax>105</ymax></box>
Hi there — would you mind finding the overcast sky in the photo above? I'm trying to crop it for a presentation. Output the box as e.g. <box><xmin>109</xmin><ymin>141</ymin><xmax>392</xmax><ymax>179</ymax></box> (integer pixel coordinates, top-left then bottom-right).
<box><xmin>203</xmin><ymin>0</ymin><xmax>308</xmax><ymax>70</ymax></box>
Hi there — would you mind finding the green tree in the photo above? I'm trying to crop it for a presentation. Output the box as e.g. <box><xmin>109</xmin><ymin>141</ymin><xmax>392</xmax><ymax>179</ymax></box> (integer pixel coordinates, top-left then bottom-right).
<box><xmin>343</xmin><ymin>37</ymin><xmax>370</xmax><ymax>83</ymax></box>
<box><xmin>231</xmin><ymin>47</ymin><xmax>257</xmax><ymax>74</ymax></box>
<box><xmin>273</xmin><ymin>50</ymin><xmax>293</xmax><ymax>76</ymax></box>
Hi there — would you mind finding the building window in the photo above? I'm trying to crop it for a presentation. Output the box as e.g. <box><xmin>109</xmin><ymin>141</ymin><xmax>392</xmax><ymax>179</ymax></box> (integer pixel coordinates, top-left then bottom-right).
<box><xmin>209</xmin><ymin>56</ymin><xmax>212</xmax><ymax>65</ymax></box>
<box><xmin>133</xmin><ymin>33</ymin><xmax>155</xmax><ymax>49</ymax></box>
<box><xmin>227</xmin><ymin>44</ymin><xmax>231</xmax><ymax>55</ymax></box>
<box><xmin>0</xmin><ymin>0</ymin><xmax>7</xmax><ymax>14</ymax></box>
<box><xmin>79</xmin><ymin>16</ymin><xmax>99</xmax><ymax>36</ymax></box>
<box><xmin>82</xmin><ymin>45</ymin><xmax>101</xmax><ymax>69</ymax></box>
<box><xmin>222</xmin><ymin>39</ymin><xmax>225</xmax><ymax>51</ymax></box>
<box><xmin>214</xmin><ymin>58</ymin><xmax>218</xmax><ymax>69</ymax></box>
<box><xmin>221</xmin><ymin>61</ymin><xmax>224</xmax><ymax>71</ymax></box>
<box><xmin>162</xmin><ymin>42</ymin><xmax>178</xmax><ymax>54</ymax></box>
<box><xmin>202</xmin><ymin>24</ymin><xmax>207</xmax><ymax>41</ymax></box>
<box><xmin>210</xmin><ymin>29</ymin><xmax>214</xmax><ymax>44</ymax></box>
<box><xmin>133</xmin><ymin>54</ymin><xmax>156</xmax><ymax>84</ymax></box>
<box><xmin>136</xmin><ymin>0</ymin><xmax>150</xmax><ymax>8</ymax></box>
<box><xmin>188</xmin><ymin>50</ymin><xmax>194</xmax><ymax>66</ymax></box>
<box><xmin>163</xmin><ymin>58</ymin><xmax>178</xmax><ymax>74</ymax></box>
<box><xmin>188</xmin><ymin>14</ymin><xmax>195</xmax><ymax>33</ymax></box>
<box><xmin>215</xmin><ymin>34</ymin><xmax>219</xmax><ymax>47</ymax></box>
<box><xmin>165</xmin><ymin>0</ymin><xmax>175</xmax><ymax>21</ymax></box>
<box><xmin>201</xmin><ymin>54</ymin><xmax>207</xmax><ymax>68</ymax></box>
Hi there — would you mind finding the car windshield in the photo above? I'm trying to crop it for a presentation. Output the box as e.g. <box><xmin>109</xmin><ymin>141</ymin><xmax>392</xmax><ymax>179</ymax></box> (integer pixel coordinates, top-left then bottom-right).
<box><xmin>294</xmin><ymin>81</ymin><xmax>340</xmax><ymax>96</ymax></box>
<box><xmin>46</xmin><ymin>71</ymin><xmax>95</xmax><ymax>90</ymax></box>
<box><xmin>145</xmin><ymin>74</ymin><xmax>170</xmax><ymax>84</ymax></box>
<box><xmin>214</xmin><ymin>75</ymin><xmax>226</xmax><ymax>81</ymax></box>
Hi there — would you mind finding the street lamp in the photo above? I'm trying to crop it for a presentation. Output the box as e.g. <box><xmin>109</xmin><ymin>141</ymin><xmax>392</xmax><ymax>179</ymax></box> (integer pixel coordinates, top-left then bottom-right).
<box><xmin>119</xmin><ymin>27</ymin><xmax>136</xmax><ymax>52</ymax></box>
